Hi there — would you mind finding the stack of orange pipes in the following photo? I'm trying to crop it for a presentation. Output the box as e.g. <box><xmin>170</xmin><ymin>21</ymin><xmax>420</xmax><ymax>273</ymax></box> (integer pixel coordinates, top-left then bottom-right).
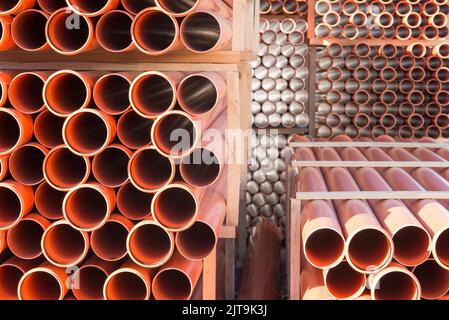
<box><xmin>293</xmin><ymin>134</ymin><xmax>449</xmax><ymax>300</ymax></box>
<box><xmin>0</xmin><ymin>0</ymin><xmax>232</xmax><ymax>55</ymax></box>
<box><xmin>0</xmin><ymin>69</ymin><xmax>228</xmax><ymax>300</ymax></box>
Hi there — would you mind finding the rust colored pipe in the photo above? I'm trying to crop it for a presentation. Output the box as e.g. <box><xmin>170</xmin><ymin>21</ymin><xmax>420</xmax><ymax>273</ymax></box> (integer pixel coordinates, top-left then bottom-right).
<box><xmin>130</xmin><ymin>71</ymin><xmax>182</xmax><ymax>119</ymax></box>
<box><xmin>0</xmin><ymin>180</ymin><xmax>34</xmax><ymax>230</ymax></box>
<box><xmin>0</xmin><ymin>0</ymin><xmax>35</xmax><ymax>15</ymax></box>
<box><xmin>152</xmin><ymin>183</ymin><xmax>199</xmax><ymax>232</ymax></box>
<box><xmin>433</xmin><ymin>43</ymin><xmax>449</xmax><ymax>59</ymax></box>
<box><xmin>180</xmin><ymin>11</ymin><xmax>232</xmax><ymax>53</ymax></box>
<box><xmin>413</xmin><ymin>259</ymin><xmax>449</xmax><ymax>300</ymax></box>
<box><xmin>103</xmin><ymin>260</ymin><xmax>155</xmax><ymax>300</ymax></box>
<box><xmin>301</xmin><ymin>262</ymin><xmax>333</xmax><ymax>300</ymax></box>
<box><xmin>0</xmin><ymin>156</ymin><xmax>7</xmax><ymax>181</ymax></box>
<box><xmin>37</xmin><ymin>0</ymin><xmax>67</xmax><ymax>13</ymax></box>
<box><xmin>407</xmin><ymin>43</ymin><xmax>427</xmax><ymax>58</ymax></box>
<box><xmin>96</xmin><ymin>10</ymin><xmax>134</xmax><ymax>52</ymax></box>
<box><xmin>151</xmin><ymin>110</ymin><xmax>200</xmax><ymax>159</ymax></box>
<box><xmin>117</xmin><ymin>182</ymin><xmax>153</xmax><ymax>221</ymax></box>
<box><xmin>34</xmin><ymin>110</ymin><xmax>64</xmax><ymax>148</ymax></box>
<box><xmin>91</xmin><ymin>213</ymin><xmax>133</xmax><ymax>261</ymax></box>
<box><xmin>7</xmin><ymin>213</ymin><xmax>50</xmax><ymax>259</ymax></box>
<box><xmin>43</xmin><ymin>145</ymin><xmax>90</xmax><ymax>191</ymax></box>
<box><xmin>176</xmin><ymin>190</ymin><xmax>226</xmax><ymax>260</ymax></box>
<box><xmin>9</xmin><ymin>143</ymin><xmax>47</xmax><ymax>186</ymax></box>
<box><xmin>93</xmin><ymin>73</ymin><xmax>133</xmax><ymax>115</ymax></box>
<box><xmin>41</xmin><ymin>220</ymin><xmax>89</xmax><ymax>267</ymax></box>
<box><xmin>72</xmin><ymin>256</ymin><xmax>121</xmax><ymax>300</ymax></box>
<box><xmin>93</xmin><ymin>144</ymin><xmax>131</xmax><ymax>188</ymax></box>
<box><xmin>43</xmin><ymin>70</ymin><xmax>96</xmax><ymax>117</ymax></box>
<box><xmin>132</xmin><ymin>8</ymin><xmax>182</xmax><ymax>55</ymax></box>
<box><xmin>152</xmin><ymin>250</ymin><xmax>202</xmax><ymax>300</ymax></box>
<box><xmin>0</xmin><ymin>257</ymin><xmax>42</xmax><ymax>300</ymax></box>
<box><xmin>9</xmin><ymin>72</ymin><xmax>48</xmax><ymax>114</ymax></box>
<box><xmin>0</xmin><ymin>16</ymin><xmax>14</xmax><ymax>51</ymax></box>
<box><xmin>0</xmin><ymin>72</ymin><xmax>12</xmax><ymax>107</ymax></box>
<box><xmin>11</xmin><ymin>9</ymin><xmax>48</xmax><ymax>51</ymax></box>
<box><xmin>127</xmin><ymin>219</ymin><xmax>174</xmax><ymax>267</ymax></box>
<box><xmin>45</xmin><ymin>8</ymin><xmax>96</xmax><ymax>55</ymax></box>
<box><xmin>369</xmin><ymin>263</ymin><xmax>421</xmax><ymax>300</ymax></box>
<box><xmin>63</xmin><ymin>183</ymin><xmax>116</xmax><ymax>232</ymax></box>
<box><xmin>35</xmin><ymin>182</ymin><xmax>65</xmax><ymax>220</ymax></box>
<box><xmin>0</xmin><ymin>108</ymin><xmax>33</xmax><ymax>156</ymax></box>
<box><xmin>18</xmin><ymin>261</ymin><xmax>68</xmax><ymax>300</ymax></box>
<box><xmin>128</xmin><ymin>146</ymin><xmax>175</xmax><ymax>192</ymax></box>
<box><xmin>117</xmin><ymin>110</ymin><xmax>153</xmax><ymax>150</ymax></box>
<box><xmin>63</xmin><ymin>108</ymin><xmax>116</xmax><ymax>157</ymax></box>
<box><xmin>66</xmin><ymin>0</ymin><xmax>120</xmax><ymax>17</ymax></box>
<box><xmin>155</xmin><ymin>0</ymin><xmax>231</xmax><ymax>17</ymax></box>
<box><xmin>121</xmin><ymin>0</ymin><xmax>156</xmax><ymax>15</ymax></box>
<box><xmin>323</xmin><ymin>260</ymin><xmax>366</xmax><ymax>300</ymax></box>
<box><xmin>238</xmin><ymin>219</ymin><xmax>281</xmax><ymax>300</ymax></box>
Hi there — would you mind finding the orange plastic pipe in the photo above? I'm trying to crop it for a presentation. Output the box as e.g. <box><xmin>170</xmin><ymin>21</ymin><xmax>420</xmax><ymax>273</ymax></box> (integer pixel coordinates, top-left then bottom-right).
<box><xmin>0</xmin><ymin>0</ymin><xmax>35</xmax><ymax>15</ymax></box>
<box><xmin>37</xmin><ymin>0</ymin><xmax>66</xmax><ymax>13</ymax></box>
<box><xmin>11</xmin><ymin>9</ymin><xmax>49</xmax><ymax>51</ymax></box>
<box><xmin>0</xmin><ymin>108</ymin><xmax>33</xmax><ymax>156</ymax></box>
<box><xmin>96</xmin><ymin>10</ymin><xmax>134</xmax><ymax>52</ymax></box>
<box><xmin>323</xmin><ymin>260</ymin><xmax>366</xmax><ymax>300</ymax></box>
<box><xmin>0</xmin><ymin>257</ymin><xmax>42</xmax><ymax>300</ymax></box>
<box><xmin>93</xmin><ymin>144</ymin><xmax>131</xmax><ymax>188</ymax></box>
<box><xmin>34</xmin><ymin>110</ymin><xmax>64</xmax><ymax>148</ymax></box>
<box><xmin>93</xmin><ymin>72</ymin><xmax>134</xmax><ymax>115</ymax></box>
<box><xmin>0</xmin><ymin>180</ymin><xmax>34</xmax><ymax>230</ymax></box>
<box><xmin>116</xmin><ymin>182</ymin><xmax>153</xmax><ymax>221</ymax></box>
<box><xmin>117</xmin><ymin>110</ymin><xmax>153</xmax><ymax>150</ymax></box>
<box><xmin>9</xmin><ymin>143</ymin><xmax>48</xmax><ymax>186</ymax></box>
<box><xmin>66</xmin><ymin>0</ymin><xmax>120</xmax><ymax>17</ymax></box>
<box><xmin>35</xmin><ymin>182</ymin><xmax>66</xmax><ymax>220</ymax></box>
<box><xmin>413</xmin><ymin>259</ymin><xmax>449</xmax><ymax>300</ymax></box>
<box><xmin>0</xmin><ymin>16</ymin><xmax>14</xmax><ymax>51</ymax></box>
<box><xmin>0</xmin><ymin>72</ymin><xmax>12</xmax><ymax>107</ymax></box>
<box><xmin>301</xmin><ymin>262</ymin><xmax>334</xmax><ymax>300</ymax></box>
<box><xmin>9</xmin><ymin>72</ymin><xmax>49</xmax><ymax>114</ymax></box>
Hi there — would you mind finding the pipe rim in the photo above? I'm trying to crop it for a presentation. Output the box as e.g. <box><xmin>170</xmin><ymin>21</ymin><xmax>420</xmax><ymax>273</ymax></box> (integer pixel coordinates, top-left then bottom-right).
<box><xmin>0</xmin><ymin>0</ymin><xmax>28</xmax><ymax>15</ymax></box>
<box><xmin>90</xmin><ymin>216</ymin><xmax>131</xmax><ymax>261</ymax></box>
<box><xmin>18</xmin><ymin>267</ymin><xmax>64</xmax><ymax>300</ymax></box>
<box><xmin>93</xmin><ymin>73</ymin><xmax>131</xmax><ymax>115</ymax></box>
<box><xmin>95</xmin><ymin>10</ymin><xmax>134</xmax><ymax>53</ymax></box>
<box><xmin>11</xmin><ymin>9</ymin><xmax>48</xmax><ymax>51</ymax></box>
<box><xmin>391</xmin><ymin>224</ymin><xmax>432</xmax><ymax>267</ymax></box>
<box><xmin>6</xmin><ymin>214</ymin><xmax>47</xmax><ymax>259</ymax></box>
<box><xmin>66</xmin><ymin>0</ymin><xmax>118</xmax><ymax>17</ymax></box>
<box><xmin>0</xmin><ymin>108</ymin><xmax>28</xmax><ymax>156</ymax></box>
<box><xmin>9</xmin><ymin>143</ymin><xmax>47</xmax><ymax>186</ymax></box>
<box><xmin>323</xmin><ymin>261</ymin><xmax>367</xmax><ymax>300</ymax></box>
<box><xmin>9</xmin><ymin>72</ymin><xmax>47</xmax><ymax>114</ymax></box>
<box><xmin>302</xmin><ymin>226</ymin><xmax>345</xmax><ymax>269</ymax></box>
<box><xmin>103</xmin><ymin>267</ymin><xmax>151</xmax><ymax>300</ymax></box>
<box><xmin>179</xmin><ymin>146</ymin><xmax>222</xmax><ymax>188</ymax></box>
<box><xmin>175</xmin><ymin>220</ymin><xmax>218</xmax><ymax>260</ymax></box>
<box><xmin>154</xmin><ymin>0</ymin><xmax>201</xmax><ymax>17</ymax></box>
<box><xmin>152</xmin><ymin>267</ymin><xmax>194</xmax><ymax>300</ymax></box>
<box><xmin>370</xmin><ymin>265</ymin><xmax>421</xmax><ymax>300</ymax></box>
<box><xmin>0</xmin><ymin>182</ymin><xmax>25</xmax><ymax>230</ymax></box>
<box><xmin>71</xmin><ymin>264</ymin><xmax>108</xmax><ymax>300</ymax></box>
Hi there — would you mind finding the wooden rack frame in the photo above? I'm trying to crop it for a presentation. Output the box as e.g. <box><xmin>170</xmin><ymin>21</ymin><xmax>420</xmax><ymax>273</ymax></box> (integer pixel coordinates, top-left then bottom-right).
<box><xmin>285</xmin><ymin>140</ymin><xmax>449</xmax><ymax>300</ymax></box>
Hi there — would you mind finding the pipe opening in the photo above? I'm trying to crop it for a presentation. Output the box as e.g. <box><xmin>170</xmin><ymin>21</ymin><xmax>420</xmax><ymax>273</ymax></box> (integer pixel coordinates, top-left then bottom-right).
<box><xmin>133</xmin><ymin>10</ymin><xmax>177</xmax><ymax>53</ymax></box>
<box><xmin>129</xmin><ymin>223</ymin><xmax>173</xmax><ymax>266</ymax></box>
<box><xmin>177</xmin><ymin>221</ymin><xmax>216</xmax><ymax>260</ymax></box>
<box><xmin>396</xmin><ymin>26</ymin><xmax>411</xmax><ymax>40</ymax></box>
<box><xmin>393</xmin><ymin>226</ymin><xmax>431</xmax><ymax>266</ymax></box>
<box><xmin>399</xmin><ymin>126</ymin><xmax>413</xmax><ymax>138</ymax></box>
<box><xmin>304</xmin><ymin>228</ymin><xmax>344</xmax><ymax>268</ymax></box>
<box><xmin>105</xmin><ymin>271</ymin><xmax>148</xmax><ymax>300</ymax></box>
<box><xmin>117</xmin><ymin>111</ymin><xmax>153</xmax><ymax>149</ymax></box>
<box><xmin>409</xmin><ymin>43</ymin><xmax>426</xmax><ymax>57</ymax></box>
<box><xmin>425</xmin><ymin>26</ymin><xmax>439</xmax><ymax>40</ymax></box>
<box><xmin>406</xmin><ymin>13</ymin><xmax>421</xmax><ymax>27</ymax></box>
<box><xmin>93</xmin><ymin>147</ymin><xmax>129</xmax><ymax>188</ymax></box>
<box><xmin>0</xmin><ymin>265</ymin><xmax>23</xmax><ymax>300</ymax></box>
<box><xmin>325</xmin><ymin>261</ymin><xmax>365</xmax><ymax>299</ymax></box>
<box><xmin>0</xmin><ymin>111</ymin><xmax>20</xmax><ymax>154</ymax></box>
<box><xmin>408</xmin><ymin>114</ymin><xmax>424</xmax><ymax>129</ymax></box>
<box><xmin>68</xmin><ymin>0</ymin><xmax>109</xmax><ymax>14</ymax></box>
<box><xmin>10</xmin><ymin>73</ymin><xmax>45</xmax><ymax>114</ymax></box>
<box><xmin>91</xmin><ymin>220</ymin><xmax>128</xmax><ymax>261</ymax></box>
<box><xmin>157</xmin><ymin>0</ymin><xmax>198</xmax><ymax>14</ymax></box>
<box><xmin>35</xmin><ymin>182</ymin><xmax>65</xmax><ymax>220</ymax></box>
<box><xmin>94</xmin><ymin>75</ymin><xmax>130</xmax><ymax>115</ymax></box>
<box><xmin>19</xmin><ymin>270</ymin><xmax>62</xmax><ymax>300</ymax></box>
<box><xmin>427</xmin><ymin>126</ymin><xmax>441</xmax><ymax>139</ymax></box>
<box><xmin>260</xmin><ymin>0</ymin><xmax>270</xmax><ymax>13</ymax></box>
<box><xmin>381</xmin><ymin>91</ymin><xmax>396</xmax><ymax>105</ymax></box>
<box><xmin>96</xmin><ymin>11</ymin><xmax>132</xmax><ymax>52</ymax></box>
<box><xmin>372</xmin><ymin>270</ymin><xmax>419</xmax><ymax>300</ymax></box>
<box><xmin>0</xmin><ymin>186</ymin><xmax>21</xmax><ymax>229</ymax></box>
<box><xmin>408</xmin><ymin>91</ymin><xmax>424</xmax><ymax>105</ymax></box>
<box><xmin>64</xmin><ymin>111</ymin><xmax>109</xmax><ymax>155</ymax></box>
<box><xmin>316</xmin><ymin>1</ymin><xmax>330</xmax><ymax>15</ymax></box>
<box><xmin>413</xmin><ymin>260</ymin><xmax>449</xmax><ymax>300</ymax></box>
<box><xmin>153</xmin><ymin>269</ymin><xmax>192</xmax><ymax>300</ymax></box>
<box><xmin>34</xmin><ymin>111</ymin><xmax>64</xmax><ymax>148</ymax></box>
<box><xmin>132</xmin><ymin>73</ymin><xmax>175</xmax><ymax>117</ymax></box>
<box><xmin>437</xmin><ymin>92</ymin><xmax>449</xmax><ymax>106</ymax></box>
<box><xmin>435</xmin><ymin>229</ymin><xmax>449</xmax><ymax>268</ymax></box>
<box><xmin>381</xmin><ymin>67</ymin><xmax>396</xmax><ymax>81</ymax></box>
<box><xmin>428</xmin><ymin>57</ymin><xmax>443</xmax><ymax>70</ymax></box>
<box><xmin>37</xmin><ymin>0</ymin><xmax>67</xmax><ymax>13</ymax></box>
<box><xmin>438</xmin><ymin>44</ymin><xmax>449</xmax><ymax>58</ymax></box>
<box><xmin>378</xmin><ymin>13</ymin><xmax>393</xmax><ymax>28</ymax></box>
<box><xmin>354</xmin><ymin>67</ymin><xmax>368</xmax><ymax>81</ymax></box>
<box><xmin>347</xmin><ymin>228</ymin><xmax>391</xmax><ymax>272</ymax></box>
<box><xmin>121</xmin><ymin>0</ymin><xmax>156</xmax><ymax>15</ymax></box>
<box><xmin>181</xmin><ymin>12</ymin><xmax>221</xmax><ymax>52</ymax></box>
<box><xmin>327</xmin><ymin>43</ymin><xmax>343</xmax><ymax>57</ymax></box>
<box><xmin>12</xmin><ymin>10</ymin><xmax>47</xmax><ymax>51</ymax></box>
<box><xmin>427</xmin><ymin>80</ymin><xmax>441</xmax><ymax>94</ymax></box>
<box><xmin>324</xmin><ymin>12</ymin><xmax>339</xmax><ymax>26</ymax></box>
<box><xmin>373</xmin><ymin>56</ymin><xmax>387</xmax><ymax>70</ymax></box>
<box><xmin>45</xmin><ymin>72</ymin><xmax>88</xmax><ymax>115</ymax></box>
<box><xmin>154</xmin><ymin>186</ymin><xmax>197</xmax><ymax>230</ymax></box>
<box><xmin>117</xmin><ymin>183</ymin><xmax>153</xmax><ymax>221</ymax></box>
<box><xmin>153</xmin><ymin>112</ymin><xmax>197</xmax><ymax>157</ymax></box>
<box><xmin>381</xmin><ymin>114</ymin><xmax>396</xmax><ymax>128</ymax></box>
<box><xmin>72</xmin><ymin>266</ymin><xmax>107</xmax><ymax>300</ymax></box>
<box><xmin>0</xmin><ymin>0</ymin><xmax>21</xmax><ymax>13</ymax></box>
<box><xmin>180</xmin><ymin>147</ymin><xmax>220</xmax><ymax>187</ymax></box>
<box><xmin>47</xmin><ymin>11</ymin><xmax>91</xmax><ymax>53</ymax></box>
<box><xmin>130</xmin><ymin>148</ymin><xmax>173</xmax><ymax>191</ymax></box>
<box><xmin>44</xmin><ymin>147</ymin><xmax>88</xmax><ymax>190</ymax></box>
<box><xmin>43</xmin><ymin>223</ymin><xmax>87</xmax><ymax>266</ymax></box>
<box><xmin>315</xmin><ymin>24</ymin><xmax>330</xmax><ymax>37</ymax></box>
<box><xmin>283</xmin><ymin>0</ymin><xmax>298</xmax><ymax>13</ymax></box>
<box><xmin>8</xmin><ymin>219</ymin><xmax>45</xmax><ymax>259</ymax></box>
<box><xmin>343</xmin><ymin>26</ymin><xmax>357</xmax><ymax>39</ymax></box>
<box><xmin>65</xmin><ymin>187</ymin><xmax>109</xmax><ymax>230</ymax></box>
<box><xmin>397</xmin><ymin>2</ymin><xmax>411</xmax><ymax>15</ymax></box>
<box><xmin>433</xmin><ymin>13</ymin><xmax>447</xmax><ymax>27</ymax></box>
<box><xmin>10</xmin><ymin>144</ymin><xmax>46</xmax><ymax>185</ymax></box>
<box><xmin>437</xmin><ymin>68</ymin><xmax>449</xmax><ymax>82</ymax></box>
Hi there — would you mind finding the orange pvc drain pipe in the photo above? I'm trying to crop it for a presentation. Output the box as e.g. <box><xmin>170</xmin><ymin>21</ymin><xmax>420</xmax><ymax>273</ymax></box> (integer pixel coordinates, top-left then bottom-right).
<box><xmin>35</xmin><ymin>182</ymin><xmax>66</xmax><ymax>220</ymax></box>
<box><xmin>11</xmin><ymin>9</ymin><xmax>48</xmax><ymax>51</ymax></box>
<box><xmin>9</xmin><ymin>72</ymin><xmax>49</xmax><ymax>114</ymax></box>
<box><xmin>0</xmin><ymin>0</ymin><xmax>35</xmax><ymax>15</ymax></box>
<box><xmin>41</xmin><ymin>220</ymin><xmax>89</xmax><ymax>267</ymax></box>
<box><xmin>151</xmin><ymin>183</ymin><xmax>199</xmax><ymax>232</ymax></box>
<box><xmin>91</xmin><ymin>213</ymin><xmax>133</xmax><ymax>261</ymax></box>
<box><xmin>33</xmin><ymin>110</ymin><xmax>64</xmax><ymax>148</ymax></box>
<box><xmin>103</xmin><ymin>260</ymin><xmax>155</xmax><ymax>300</ymax></box>
<box><xmin>63</xmin><ymin>183</ymin><xmax>116</xmax><ymax>231</ymax></box>
<box><xmin>117</xmin><ymin>110</ymin><xmax>153</xmax><ymax>150</ymax></box>
<box><xmin>0</xmin><ymin>16</ymin><xmax>14</xmax><ymax>51</ymax></box>
<box><xmin>176</xmin><ymin>190</ymin><xmax>226</xmax><ymax>260</ymax></box>
<box><xmin>37</xmin><ymin>0</ymin><xmax>66</xmax><ymax>14</ymax></box>
<box><xmin>93</xmin><ymin>73</ymin><xmax>133</xmax><ymax>115</ymax></box>
<box><xmin>93</xmin><ymin>144</ymin><xmax>131</xmax><ymax>188</ymax></box>
<box><xmin>413</xmin><ymin>259</ymin><xmax>449</xmax><ymax>300</ymax></box>
<box><xmin>96</xmin><ymin>10</ymin><xmax>134</xmax><ymax>52</ymax></box>
<box><xmin>117</xmin><ymin>182</ymin><xmax>153</xmax><ymax>221</ymax></box>
<box><xmin>43</xmin><ymin>145</ymin><xmax>90</xmax><ymax>191</ymax></box>
<box><xmin>301</xmin><ymin>262</ymin><xmax>334</xmax><ymax>300</ymax></box>
<box><xmin>0</xmin><ymin>257</ymin><xmax>42</xmax><ymax>300</ymax></box>
<box><xmin>323</xmin><ymin>260</ymin><xmax>366</xmax><ymax>300</ymax></box>
<box><xmin>9</xmin><ymin>143</ymin><xmax>48</xmax><ymax>186</ymax></box>
<box><xmin>66</xmin><ymin>0</ymin><xmax>120</xmax><ymax>17</ymax></box>
<box><xmin>63</xmin><ymin>108</ymin><xmax>116</xmax><ymax>157</ymax></box>
<box><xmin>18</xmin><ymin>261</ymin><xmax>68</xmax><ymax>300</ymax></box>
<box><xmin>127</xmin><ymin>219</ymin><xmax>174</xmax><ymax>267</ymax></box>
<box><xmin>0</xmin><ymin>108</ymin><xmax>33</xmax><ymax>156</ymax></box>
<box><xmin>121</xmin><ymin>0</ymin><xmax>156</xmax><ymax>15</ymax></box>
<box><xmin>0</xmin><ymin>72</ymin><xmax>12</xmax><ymax>107</ymax></box>
<box><xmin>7</xmin><ymin>213</ymin><xmax>50</xmax><ymax>260</ymax></box>
<box><xmin>0</xmin><ymin>180</ymin><xmax>34</xmax><ymax>230</ymax></box>
<box><xmin>152</xmin><ymin>250</ymin><xmax>202</xmax><ymax>300</ymax></box>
